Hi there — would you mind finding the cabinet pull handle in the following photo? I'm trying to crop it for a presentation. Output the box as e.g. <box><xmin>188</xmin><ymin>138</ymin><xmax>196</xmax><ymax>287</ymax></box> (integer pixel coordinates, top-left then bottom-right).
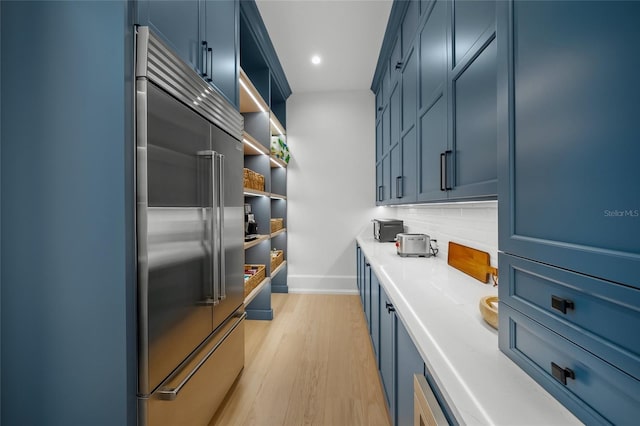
<box><xmin>440</xmin><ymin>150</ymin><xmax>452</xmax><ymax>191</ymax></box>
<box><xmin>201</xmin><ymin>41</ymin><xmax>209</xmax><ymax>78</ymax></box>
<box><xmin>395</xmin><ymin>61</ymin><xmax>403</xmax><ymax>70</ymax></box>
<box><xmin>396</xmin><ymin>176</ymin><xmax>403</xmax><ymax>198</ymax></box>
<box><xmin>551</xmin><ymin>362</ymin><xmax>575</xmax><ymax>385</ymax></box>
<box><xmin>206</xmin><ymin>47</ymin><xmax>213</xmax><ymax>83</ymax></box>
<box><xmin>378</xmin><ymin>185</ymin><xmax>383</xmax><ymax>202</ymax></box>
<box><xmin>551</xmin><ymin>295</ymin><xmax>575</xmax><ymax>314</ymax></box>
<box><xmin>440</xmin><ymin>152</ymin><xmax>446</xmax><ymax>191</ymax></box>
<box><xmin>385</xmin><ymin>301</ymin><xmax>395</xmax><ymax>313</ymax></box>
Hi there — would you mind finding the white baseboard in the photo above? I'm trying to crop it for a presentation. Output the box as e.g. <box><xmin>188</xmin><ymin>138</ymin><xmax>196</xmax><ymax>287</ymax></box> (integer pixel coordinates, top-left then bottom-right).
<box><xmin>288</xmin><ymin>274</ymin><xmax>358</xmax><ymax>295</ymax></box>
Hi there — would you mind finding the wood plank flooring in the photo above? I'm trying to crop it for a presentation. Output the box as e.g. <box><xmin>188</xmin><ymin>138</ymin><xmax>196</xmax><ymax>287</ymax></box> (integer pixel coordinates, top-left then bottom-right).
<box><xmin>210</xmin><ymin>294</ymin><xmax>391</xmax><ymax>426</ymax></box>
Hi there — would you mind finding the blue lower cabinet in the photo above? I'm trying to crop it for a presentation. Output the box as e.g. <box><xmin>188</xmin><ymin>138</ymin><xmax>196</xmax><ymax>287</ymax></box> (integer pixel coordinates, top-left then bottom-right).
<box><xmin>371</xmin><ymin>272</ymin><xmax>381</xmax><ymax>366</ymax></box>
<box><xmin>396</xmin><ymin>315</ymin><xmax>425</xmax><ymax>426</ymax></box>
<box><xmin>365</xmin><ymin>261</ymin><xmax>372</xmax><ymax>331</ymax></box>
<box><xmin>499</xmin><ymin>253</ymin><xmax>640</xmax><ymax>381</ymax></box>
<box><xmin>499</xmin><ymin>304</ymin><xmax>640</xmax><ymax>425</ymax></box>
<box><xmin>359</xmin><ymin>255</ymin><xmax>452</xmax><ymax>425</ymax></box>
<box><xmin>379</xmin><ymin>285</ymin><xmax>396</xmax><ymax>419</ymax></box>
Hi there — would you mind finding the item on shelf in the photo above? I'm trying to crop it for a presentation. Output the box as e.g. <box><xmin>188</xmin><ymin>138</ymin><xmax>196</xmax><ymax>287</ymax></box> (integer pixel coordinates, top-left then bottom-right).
<box><xmin>270</xmin><ymin>136</ymin><xmax>290</xmax><ymax>164</ymax></box>
<box><xmin>243</xmin><ymin>168</ymin><xmax>265</xmax><ymax>191</ymax></box>
<box><xmin>270</xmin><ymin>218</ymin><xmax>284</xmax><ymax>233</ymax></box>
<box><xmin>270</xmin><ymin>249</ymin><xmax>284</xmax><ymax>272</ymax></box>
<box><xmin>244</xmin><ymin>264</ymin><xmax>266</xmax><ymax>298</ymax></box>
<box><xmin>244</xmin><ymin>203</ymin><xmax>259</xmax><ymax>241</ymax></box>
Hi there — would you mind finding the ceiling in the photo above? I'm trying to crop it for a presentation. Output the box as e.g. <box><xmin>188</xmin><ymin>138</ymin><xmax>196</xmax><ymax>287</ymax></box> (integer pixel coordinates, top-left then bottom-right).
<box><xmin>255</xmin><ymin>0</ymin><xmax>393</xmax><ymax>94</ymax></box>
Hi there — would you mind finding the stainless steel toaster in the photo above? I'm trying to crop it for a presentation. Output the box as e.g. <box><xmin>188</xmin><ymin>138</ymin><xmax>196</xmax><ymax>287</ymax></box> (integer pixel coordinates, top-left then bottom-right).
<box><xmin>396</xmin><ymin>233</ymin><xmax>430</xmax><ymax>257</ymax></box>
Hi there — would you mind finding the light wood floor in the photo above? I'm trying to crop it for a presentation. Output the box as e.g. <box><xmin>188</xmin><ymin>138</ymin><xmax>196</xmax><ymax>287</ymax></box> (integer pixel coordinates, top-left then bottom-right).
<box><xmin>210</xmin><ymin>294</ymin><xmax>391</xmax><ymax>426</ymax></box>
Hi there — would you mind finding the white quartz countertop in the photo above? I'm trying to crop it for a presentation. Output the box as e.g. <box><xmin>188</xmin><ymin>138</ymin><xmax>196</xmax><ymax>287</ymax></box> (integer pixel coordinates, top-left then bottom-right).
<box><xmin>356</xmin><ymin>232</ymin><xmax>582</xmax><ymax>426</ymax></box>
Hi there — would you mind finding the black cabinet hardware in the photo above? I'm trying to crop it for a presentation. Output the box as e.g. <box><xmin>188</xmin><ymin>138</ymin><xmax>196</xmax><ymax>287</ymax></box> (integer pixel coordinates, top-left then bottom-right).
<box><xmin>206</xmin><ymin>47</ymin><xmax>213</xmax><ymax>82</ymax></box>
<box><xmin>396</xmin><ymin>176</ymin><xmax>403</xmax><ymax>198</ymax></box>
<box><xmin>385</xmin><ymin>301</ymin><xmax>395</xmax><ymax>313</ymax></box>
<box><xmin>551</xmin><ymin>295</ymin><xmax>575</xmax><ymax>314</ymax></box>
<box><xmin>440</xmin><ymin>150</ymin><xmax>453</xmax><ymax>191</ymax></box>
<box><xmin>395</xmin><ymin>61</ymin><xmax>403</xmax><ymax>70</ymax></box>
<box><xmin>201</xmin><ymin>41</ymin><xmax>209</xmax><ymax>78</ymax></box>
<box><xmin>551</xmin><ymin>362</ymin><xmax>575</xmax><ymax>385</ymax></box>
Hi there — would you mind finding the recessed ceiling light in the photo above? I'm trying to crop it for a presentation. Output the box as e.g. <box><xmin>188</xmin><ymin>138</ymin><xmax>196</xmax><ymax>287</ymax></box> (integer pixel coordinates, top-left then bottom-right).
<box><xmin>311</xmin><ymin>55</ymin><xmax>321</xmax><ymax>65</ymax></box>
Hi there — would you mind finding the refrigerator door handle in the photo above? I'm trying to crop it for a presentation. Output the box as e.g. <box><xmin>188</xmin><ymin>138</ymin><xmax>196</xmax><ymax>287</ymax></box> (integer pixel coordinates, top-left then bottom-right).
<box><xmin>156</xmin><ymin>312</ymin><xmax>246</xmax><ymax>401</ymax></box>
<box><xmin>197</xmin><ymin>150</ymin><xmax>217</xmax><ymax>305</ymax></box>
<box><xmin>210</xmin><ymin>150</ymin><xmax>220</xmax><ymax>305</ymax></box>
<box><xmin>217</xmin><ymin>153</ymin><xmax>226</xmax><ymax>301</ymax></box>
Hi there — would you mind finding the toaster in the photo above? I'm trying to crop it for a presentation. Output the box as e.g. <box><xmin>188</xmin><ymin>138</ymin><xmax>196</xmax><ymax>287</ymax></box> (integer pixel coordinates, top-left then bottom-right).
<box><xmin>396</xmin><ymin>233</ymin><xmax>431</xmax><ymax>257</ymax></box>
<box><xmin>373</xmin><ymin>219</ymin><xmax>404</xmax><ymax>242</ymax></box>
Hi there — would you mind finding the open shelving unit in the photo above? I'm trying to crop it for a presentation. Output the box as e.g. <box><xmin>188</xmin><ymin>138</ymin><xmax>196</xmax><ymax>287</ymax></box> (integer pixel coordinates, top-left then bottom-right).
<box><xmin>239</xmin><ymin>1</ymin><xmax>291</xmax><ymax>320</ymax></box>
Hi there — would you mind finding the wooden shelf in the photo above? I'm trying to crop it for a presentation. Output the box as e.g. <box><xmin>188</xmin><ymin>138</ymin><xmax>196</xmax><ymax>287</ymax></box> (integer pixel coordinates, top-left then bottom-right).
<box><xmin>244</xmin><ymin>234</ymin><xmax>270</xmax><ymax>250</ymax></box>
<box><xmin>270</xmin><ymin>193</ymin><xmax>287</xmax><ymax>200</ymax></box>
<box><xmin>271</xmin><ymin>260</ymin><xmax>287</xmax><ymax>279</ymax></box>
<box><xmin>243</xmin><ymin>132</ymin><xmax>269</xmax><ymax>155</ymax></box>
<box><xmin>244</xmin><ymin>277</ymin><xmax>270</xmax><ymax>306</ymax></box>
<box><xmin>239</xmin><ymin>68</ymin><xmax>269</xmax><ymax>113</ymax></box>
<box><xmin>243</xmin><ymin>188</ymin><xmax>269</xmax><ymax>197</ymax></box>
<box><xmin>269</xmin><ymin>156</ymin><xmax>287</xmax><ymax>169</ymax></box>
<box><xmin>270</xmin><ymin>228</ymin><xmax>287</xmax><ymax>238</ymax></box>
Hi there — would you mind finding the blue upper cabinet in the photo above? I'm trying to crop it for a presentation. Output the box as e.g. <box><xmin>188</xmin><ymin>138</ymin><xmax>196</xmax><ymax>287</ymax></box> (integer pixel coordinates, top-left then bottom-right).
<box><xmin>137</xmin><ymin>0</ymin><xmax>239</xmax><ymax>108</ymax></box>
<box><xmin>447</xmin><ymin>0</ymin><xmax>497</xmax><ymax>201</ymax></box>
<box><xmin>497</xmin><ymin>0</ymin><xmax>640</xmax><ymax>288</ymax></box>
<box><xmin>449</xmin><ymin>37</ymin><xmax>497</xmax><ymax>200</ymax></box>
<box><xmin>372</xmin><ymin>0</ymin><xmax>497</xmax><ymax>205</ymax></box>
<box><xmin>417</xmin><ymin>0</ymin><xmax>448</xmax><ymax>202</ymax></box>
<box><xmin>203</xmin><ymin>0</ymin><xmax>239</xmax><ymax>108</ymax></box>
<box><xmin>138</xmin><ymin>0</ymin><xmax>201</xmax><ymax>72</ymax></box>
<box><xmin>452</xmin><ymin>0</ymin><xmax>495</xmax><ymax>67</ymax></box>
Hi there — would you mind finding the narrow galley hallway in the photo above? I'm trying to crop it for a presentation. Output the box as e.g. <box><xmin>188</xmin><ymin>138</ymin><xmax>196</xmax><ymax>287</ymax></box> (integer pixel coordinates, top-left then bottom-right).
<box><xmin>210</xmin><ymin>294</ymin><xmax>391</xmax><ymax>426</ymax></box>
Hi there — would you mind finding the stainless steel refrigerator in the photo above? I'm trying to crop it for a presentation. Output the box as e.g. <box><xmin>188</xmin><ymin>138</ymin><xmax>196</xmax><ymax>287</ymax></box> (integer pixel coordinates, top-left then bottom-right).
<box><xmin>135</xmin><ymin>27</ymin><xmax>245</xmax><ymax>425</ymax></box>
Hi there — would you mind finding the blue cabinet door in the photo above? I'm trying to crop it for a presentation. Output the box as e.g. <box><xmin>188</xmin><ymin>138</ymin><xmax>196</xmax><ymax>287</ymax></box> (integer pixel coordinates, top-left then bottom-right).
<box><xmin>417</xmin><ymin>0</ymin><xmax>448</xmax><ymax>202</ymax></box>
<box><xmin>203</xmin><ymin>0</ymin><xmax>239</xmax><ymax>108</ymax></box>
<box><xmin>390</xmin><ymin>143</ymin><xmax>402</xmax><ymax>201</ymax></box>
<box><xmin>449</xmin><ymin>37</ymin><xmax>497</xmax><ymax>200</ymax></box>
<box><xmin>401</xmin><ymin>0</ymin><xmax>420</xmax><ymax>60</ymax></box>
<box><xmin>376</xmin><ymin>116</ymin><xmax>384</xmax><ymax>162</ymax></box>
<box><xmin>452</xmin><ymin>0</ymin><xmax>495</xmax><ymax>67</ymax></box>
<box><xmin>396</xmin><ymin>317</ymin><xmax>425</xmax><ymax>426</ymax></box>
<box><xmin>138</xmin><ymin>0</ymin><xmax>202</xmax><ymax>73</ymax></box>
<box><xmin>497</xmin><ymin>0</ymin><xmax>640</xmax><ymax>288</ymax></box>
<box><xmin>399</xmin><ymin>44</ymin><xmax>418</xmax><ymax>203</ymax></box>
<box><xmin>364</xmin><ymin>262</ymin><xmax>372</xmax><ymax>331</ymax></box>
<box><xmin>371</xmin><ymin>272</ymin><xmax>381</xmax><ymax>367</ymax></box>
<box><xmin>379</xmin><ymin>286</ymin><xmax>396</xmax><ymax>422</ymax></box>
<box><xmin>356</xmin><ymin>245</ymin><xmax>362</xmax><ymax>295</ymax></box>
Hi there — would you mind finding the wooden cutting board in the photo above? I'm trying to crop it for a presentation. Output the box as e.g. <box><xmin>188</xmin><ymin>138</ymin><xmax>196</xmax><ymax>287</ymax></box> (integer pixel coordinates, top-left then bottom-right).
<box><xmin>447</xmin><ymin>241</ymin><xmax>498</xmax><ymax>284</ymax></box>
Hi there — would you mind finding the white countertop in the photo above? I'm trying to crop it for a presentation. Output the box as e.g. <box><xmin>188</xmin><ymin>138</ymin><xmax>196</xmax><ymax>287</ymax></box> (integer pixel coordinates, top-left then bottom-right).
<box><xmin>356</xmin><ymin>232</ymin><xmax>582</xmax><ymax>426</ymax></box>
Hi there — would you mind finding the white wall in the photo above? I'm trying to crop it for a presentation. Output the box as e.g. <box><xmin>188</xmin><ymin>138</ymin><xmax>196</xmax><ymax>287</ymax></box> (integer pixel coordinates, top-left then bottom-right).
<box><xmin>286</xmin><ymin>91</ymin><xmax>499</xmax><ymax>294</ymax></box>
<box><xmin>286</xmin><ymin>90</ymin><xmax>379</xmax><ymax>294</ymax></box>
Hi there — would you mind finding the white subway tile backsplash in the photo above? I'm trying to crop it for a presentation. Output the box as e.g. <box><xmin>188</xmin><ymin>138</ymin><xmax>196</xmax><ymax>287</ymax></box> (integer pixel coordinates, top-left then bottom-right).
<box><xmin>389</xmin><ymin>201</ymin><xmax>498</xmax><ymax>266</ymax></box>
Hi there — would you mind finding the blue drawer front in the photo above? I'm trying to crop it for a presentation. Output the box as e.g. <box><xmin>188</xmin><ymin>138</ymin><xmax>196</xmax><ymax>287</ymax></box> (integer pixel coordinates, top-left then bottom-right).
<box><xmin>499</xmin><ymin>253</ymin><xmax>640</xmax><ymax>381</ymax></box>
<box><xmin>499</xmin><ymin>304</ymin><xmax>640</xmax><ymax>425</ymax></box>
